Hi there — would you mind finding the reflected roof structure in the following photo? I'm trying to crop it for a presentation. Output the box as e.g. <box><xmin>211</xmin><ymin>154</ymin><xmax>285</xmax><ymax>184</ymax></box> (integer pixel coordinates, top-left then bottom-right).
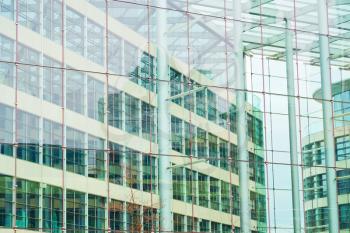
<box><xmin>92</xmin><ymin>0</ymin><xmax>350</xmax><ymax>81</ymax></box>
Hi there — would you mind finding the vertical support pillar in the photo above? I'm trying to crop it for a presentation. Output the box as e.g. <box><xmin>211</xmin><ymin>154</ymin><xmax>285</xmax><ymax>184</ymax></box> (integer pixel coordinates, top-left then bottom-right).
<box><xmin>156</xmin><ymin>0</ymin><xmax>173</xmax><ymax>232</ymax></box>
<box><xmin>61</xmin><ymin>1</ymin><xmax>67</xmax><ymax>232</ymax></box>
<box><xmin>140</xmin><ymin>205</ymin><xmax>144</xmax><ymax>233</ymax></box>
<box><xmin>182</xmin><ymin>118</ymin><xmax>185</xmax><ymax>154</ymax></box>
<box><xmin>122</xmin><ymin>145</ymin><xmax>126</xmax><ymax>186</ymax></box>
<box><xmin>62</xmin><ymin>99</ymin><xmax>67</xmax><ymax>233</ymax></box>
<box><xmin>121</xmin><ymin>92</ymin><xmax>126</xmax><ymax>132</ymax></box>
<box><xmin>39</xmin><ymin>118</ymin><xmax>43</xmax><ymax>165</ymax></box>
<box><xmin>84</xmin><ymin>133</ymin><xmax>89</xmax><ymax>177</ymax></box>
<box><xmin>85</xmin><ymin>193</ymin><xmax>89</xmax><ymax>233</ymax></box>
<box><xmin>139</xmin><ymin>152</ymin><xmax>143</xmax><ymax>192</ymax></box>
<box><xmin>136</xmin><ymin>49</ymin><xmax>142</xmax><ymax>86</ymax></box>
<box><xmin>13</xmin><ymin>0</ymin><xmax>19</xmax><ymax>229</ymax></box>
<box><xmin>284</xmin><ymin>19</ymin><xmax>302</xmax><ymax>233</ymax></box>
<box><xmin>139</xmin><ymin>100</ymin><xmax>142</xmax><ymax>137</ymax></box>
<box><xmin>184</xmin><ymin>215</ymin><xmax>188</xmax><ymax>232</ymax></box>
<box><xmin>39</xmin><ymin>117</ymin><xmax>44</xmax><ymax>232</ymax></box>
<box><xmin>233</xmin><ymin>1</ymin><xmax>251</xmax><ymax>232</ymax></box>
<box><xmin>207</xmin><ymin>175</ymin><xmax>211</xmax><ymax>209</ymax></box>
<box><xmin>104</xmin><ymin>78</ymin><xmax>109</xmax><ymax>232</ymax></box>
<box><xmin>195</xmin><ymin>171</ymin><xmax>199</xmax><ymax>206</ymax></box>
<box><xmin>39</xmin><ymin>183</ymin><xmax>45</xmax><ymax>232</ymax></box>
<box><xmin>123</xmin><ymin>201</ymin><xmax>127</xmax><ymax>231</ymax></box>
<box><xmin>121</xmin><ymin>40</ymin><xmax>125</xmax><ymax>76</ymax></box>
<box><xmin>205</xmin><ymin>131</ymin><xmax>209</xmax><ymax>162</ymax></box>
<box><xmin>317</xmin><ymin>1</ymin><xmax>339</xmax><ymax>233</ymax></box>
<box><xmin>182</xmin><ymin>167</ymin><xmax>186</xmax><ymax>202</ymax></box>
<box><xmin>219</xmin><ymin>179</ymin><xmax>223</xmax><ymax>212</ymax></box>
<box><xmin>39</xmin><ymin>0</ymin><xmax>44</xmax><ymax>170</ymax></box>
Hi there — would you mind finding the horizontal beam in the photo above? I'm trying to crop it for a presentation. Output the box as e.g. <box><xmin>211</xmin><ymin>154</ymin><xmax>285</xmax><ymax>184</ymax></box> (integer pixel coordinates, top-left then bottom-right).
<box><xmin>166</xmin><ymin>86</ymin><xmax>207</xmax><ymax>101</ymax></box>
<box><xmin>167</xmin><ymin>159</ymin><xmax>209</xmax><ymax>169</ymax></box>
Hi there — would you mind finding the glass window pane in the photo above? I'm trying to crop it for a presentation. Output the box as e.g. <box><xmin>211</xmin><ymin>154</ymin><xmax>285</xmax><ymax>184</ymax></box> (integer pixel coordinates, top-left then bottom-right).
<box><xmin>107</xmin><ymin>32</ymin><xmax>122</xmax><ymax>75</ymax></box>
<box><xmin>88</xmin><ymin>194</ymin><xmax>105</xmax><ymax>232</ymax></box>
<box><xmin>108</xmin><ymin>142</ymin><xmax>123</xmax><ymax>185</ymax></box>
<box><xmin>17</xmin><ymin>110</ymin><xmax>39</xmax><ymax>163</ymax></box>
<box><xmin>139</xmin><ymin>52</ymin><xmax>155</xmax><ymax>92</ymax></box>
<box><xmin>109</xmin><ymin>200</ymin><xmax>124</xmax><ymax>232</ymax></box>
<box><xmin>43</xmin><ymin>119</ymin><xmax>62</xmax><ymax>169</ymax></box>
<box><xmin>43</xmin><ymin>0</ymin><xmax>62</xmax><ymax>43</ymax></box>
<box><xmin>66</xmin><ymin>7</ymin><xmax>84</xmax><ymax>56</ymax></box>
<box><xmin>142</xmin><ymin>153</ymin><xmax>157</xmax><ymax>193</ymax></box>
<box><xmin>171</xmin><ymin>116</ymin><xmax>183</xmax><ymax>153</ymax></box>
<box><xmin>66</xmin><ymin>190</ymin><xmax>85</xmax><ymax>232</ymax></box>
<box><xmin>0</xmin><ymin>34</ymin><xmax>14</xmax><ymax>87</ymax></box>
<box><xmin>16</xmin><ymin>179</ymin><xmax>40</xmax><ymax>230</ymax></box>
<box><xmin>0</xmin><ymin>174</ymin><xmax>12</xmax><ymax>227</ymax></box>
<box><xmin>125</xmin><ymin>147</ymin><xmax>140</xmax><ymax>190</ymax></box>
<box><xmin>66</xmin><ymin>127</ymin><xmax>86</xmax><ymax>175</ymax></box>
<box><xmin>125</xmin><ymin>94</ymin><xmax>139</xmax><ymax>135</ymax></box>
<box><xmin>141</xmin><ymin>101</ymin><xmax>155</xmax><ymax>142</ymax></box>
<box><xmin>0</xmin><ymin>103</ymin><xmax>13</xmax><ymax>156</ymax></box>
<box><xmin>43</xmin><ymin>56</ymin><xmax>62</xmax><ymax>105</ymax></box>
<box><xmin>0</xmin><ymin>0</ymin><xmax>14</xmax><ymax>19</ymax></box>
<box><xmin>18</xmin><ymin>0</ymin><xmax>40</xmax><ymax>33</ymax></box>
<box><xmin>66</xmin><ymin>69</ymin><xmax>85</xmax><ymax>114</ymax></box>
<box><xmin>107</xmin><ymin>87</ymin><xmax>122</xmax><ymax>129</ymax></box>
<box><xmin>18</xmin><ymin>44</ymin><xmax>40</xmax><ymax>97</ymax></box>
<box><xmin>87</xmin><ymin>76</ymin><xmax>104</xmax><ymax>122</ymax></box>
<box><xmin>88</xmin><ymin>135</ymin><xmax>105</xmax><ymax>180</ymax></box>
<box><xmin>87</xmin><ymin>20</ymin><xmax>104</xmax><ymax>65</ymax></box>
<box><xmin>125</xmin><ymin>203</ymin><xmax>141</xmax><ymax>232</ymax></box>
<box><xmin>42</xmin><ymin>185</ymin><xmax>63</xmax><ymax>233</ymax></box>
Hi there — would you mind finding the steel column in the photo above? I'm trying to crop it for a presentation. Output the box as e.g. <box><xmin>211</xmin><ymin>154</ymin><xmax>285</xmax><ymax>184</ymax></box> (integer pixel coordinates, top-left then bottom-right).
<box><xmin>233</xmin><ymin>1</ymin><xmax>250</xmax><ymax>232</ymax></box>
<box><xmin>317</xmin><ymin>1</ymin><xmax>339</xmax><ymax>233</ymax></box>
<box><xmin>156</xmin><ymin>0</ymin><xmax>173</xmax><ymax>232</ymax></box>
<box><xmin>285</xmin><ymin>19</ymin><xmax>302</xmax><ymax>233</ymax></box>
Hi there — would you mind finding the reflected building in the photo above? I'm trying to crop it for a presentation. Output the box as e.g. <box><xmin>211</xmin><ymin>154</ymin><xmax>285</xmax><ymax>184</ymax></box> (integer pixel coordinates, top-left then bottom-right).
<box><xmin>303</xmin><ymin>80</ymin><xmax>350</xmax><ymax>233</ymax></box>
<box><xmin>0</xmin><ymin>0</ymin><xmax>266</xmax><ymax>232</ymax></box>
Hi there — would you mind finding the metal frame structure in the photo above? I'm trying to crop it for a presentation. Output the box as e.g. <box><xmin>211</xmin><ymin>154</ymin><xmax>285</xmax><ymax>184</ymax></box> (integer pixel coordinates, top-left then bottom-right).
<box><xmin>141</xmin><ymin>0</ymin><xmax>349</xmax><ymax>232</ymax></box>
<box><xmin>109</xmin><ymin>0</ymin><xmax>350</xmax><ymax>76</ymax></box>
<box><xmin>1</xmin><ymin>0</ymin><xmax>350</xmax><ymax>232</ymax></box>
<box><xmin>103</xmin><ymin>0</ymin><xmax>350</xmax><ymax>232</ymax></box>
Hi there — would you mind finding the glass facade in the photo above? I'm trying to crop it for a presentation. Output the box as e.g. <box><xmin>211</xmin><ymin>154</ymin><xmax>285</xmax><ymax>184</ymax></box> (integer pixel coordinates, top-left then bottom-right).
<box><xmin>303</xmin><ymin>84</ymin><xmax>350</xmax><ymax>232</ymax></box>
<box><xmin>8</xmin><ymin>0</ymin><xmax>350</xmax><ymax>232</ymax></box>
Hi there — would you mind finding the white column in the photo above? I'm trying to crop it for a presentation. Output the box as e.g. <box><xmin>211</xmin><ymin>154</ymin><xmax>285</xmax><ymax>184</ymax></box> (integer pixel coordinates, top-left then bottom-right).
<box><xmin>317</xmin><ymin>1</ymin><xmax>339</xmax><ymax>232</ymax></box>
<box><xmin>233</xmin><ymin>0</ymin><xmax>251</xmax><ymax>232</ymax></box>
<box><xmin>284</xmin><ymin>18</ymin><xmax>302</xmax><ymax>233</ymax></box>
<box><xmin>156</xmin><ymin>0</ymin><xmax>173</xmax><ymax>231</ymax></box>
